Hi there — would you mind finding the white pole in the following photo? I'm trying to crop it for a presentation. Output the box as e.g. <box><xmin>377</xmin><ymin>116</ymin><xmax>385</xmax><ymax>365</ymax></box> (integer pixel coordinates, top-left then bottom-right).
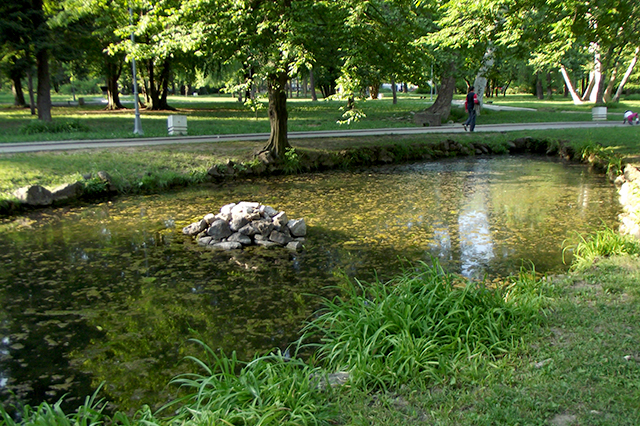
<box><xmin>129</xmin><ymin>6</ymin><xmax>143</xmax><ymax>135</ymax></box>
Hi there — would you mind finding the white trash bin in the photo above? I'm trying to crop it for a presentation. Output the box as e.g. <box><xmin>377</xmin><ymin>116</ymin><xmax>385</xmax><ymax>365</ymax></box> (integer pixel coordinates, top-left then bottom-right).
<box><xmin>168</xmin><ymin>115</ymin><xmax>188</xmax><ymax>135</ymax></box>
<box><xmin>592</xmin><ymin>107</ymin><xmax>607</xmax><ymax>121</ymax></box>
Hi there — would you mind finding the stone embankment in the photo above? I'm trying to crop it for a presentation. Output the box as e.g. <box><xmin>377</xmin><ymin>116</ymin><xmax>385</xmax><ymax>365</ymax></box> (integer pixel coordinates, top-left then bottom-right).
<box><xmin>182</xmin><ymin>202</ymin><xmax>307</xmax><ymax>251</ymax></box>
<box><xmin>616</xmin><ymin>165</ymin><xmax>640</xmax><ymax>239</ymax></box>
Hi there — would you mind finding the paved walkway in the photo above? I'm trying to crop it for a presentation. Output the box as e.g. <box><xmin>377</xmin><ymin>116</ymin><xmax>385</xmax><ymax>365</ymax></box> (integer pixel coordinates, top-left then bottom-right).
<box><xmin>0</xmin><ymin>121</ymin><xmax>627</xmax><ymax>154</ymax></box>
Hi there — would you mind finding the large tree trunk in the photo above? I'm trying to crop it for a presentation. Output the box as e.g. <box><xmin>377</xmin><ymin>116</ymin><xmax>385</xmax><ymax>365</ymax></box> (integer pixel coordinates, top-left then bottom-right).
<box><xmin>36</xmin><ymin>48</ymin><xmax>52</xmax><ymax>122</ymax></box>
<box><xmin>10</xmin><ymin>68</ymin><xmax>26</xmax><ymax>107</ymax></box>
<box><xmin>309</xmin><ymin>68</ymin><xmax>318</xmax><ymax>101</ymax></box>
<box><xmin>105</xmin><ymin>58</ymin><xmax>125</xmax><ymax>110</ymax></box>
<box><xmin>473</xmin><ymin>47</ymin><xmax>494</xmax><ymax>109</ymax></box>
<box><xmin>425</xmin><ymin>61</ymin><xmax>456</xmax><ymax>120</ymax></box>
<box><xmin>369</xmin><ymin>82</ymin><xmax>380</xmax><ymax>100</ymax></box>
<box><xmin>146</xmin><ymin>59</ymin><xmax>174</xmax><ymax>110</ymax></box>
<box><xmin>262</xmin><ymin>71</ymin><xmax>291</xmax><ymax>158</ymax></box>
<box><xmin>613</xmin><ymin>47</ymin><xmax>640</xmax><ymax>103</ymax></box>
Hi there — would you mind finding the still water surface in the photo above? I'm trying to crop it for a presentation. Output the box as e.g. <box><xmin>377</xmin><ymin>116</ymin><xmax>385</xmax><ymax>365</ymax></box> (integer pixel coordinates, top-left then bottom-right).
<box><xmin>0</xmin><ymin>156</ymin><xmax>620</xmax><ymax>412</ymax></box>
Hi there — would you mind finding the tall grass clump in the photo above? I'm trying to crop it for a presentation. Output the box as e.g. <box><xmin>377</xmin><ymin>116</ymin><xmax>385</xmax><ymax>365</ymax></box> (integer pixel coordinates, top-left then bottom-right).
<box><xmin>167</xmin><ymin>340</ymin><xmax>336</xmax><ymax>426</ymax></box>
<box><xmin>301</xmin><ymin>261</ymin><xmax>550</xmax><ymax>390</ymax></box>
<box><xmin>0</xmin><ymin>385</ymin><xmax>107</xmax><ymax>426</ymax></box>
<box><xmin>566</xmin><ymin>226</ymin><xmax>640</xmax><ymax>272</ymax></box>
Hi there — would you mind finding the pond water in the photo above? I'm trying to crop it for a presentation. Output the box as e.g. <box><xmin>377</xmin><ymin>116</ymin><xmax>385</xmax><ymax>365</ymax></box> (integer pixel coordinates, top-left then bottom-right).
<box><xmin>0</xmin><ymin>156</ymin><xmax>621</xmax><ymax>413</ymax></box>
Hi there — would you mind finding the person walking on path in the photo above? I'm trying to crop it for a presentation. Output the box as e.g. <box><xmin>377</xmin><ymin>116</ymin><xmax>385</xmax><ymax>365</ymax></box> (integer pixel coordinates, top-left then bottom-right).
<box><xmin>463</xmin><ymin>86</ymin><xmax>480</xmax><ymax>132</ymax></box>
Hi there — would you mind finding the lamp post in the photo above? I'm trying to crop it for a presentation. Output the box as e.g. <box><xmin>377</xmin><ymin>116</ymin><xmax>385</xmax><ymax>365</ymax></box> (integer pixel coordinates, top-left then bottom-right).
<box><xmin>129</xmin><ymin>6</ymin><xmax>143</xmax><ymax>135</ymax></box>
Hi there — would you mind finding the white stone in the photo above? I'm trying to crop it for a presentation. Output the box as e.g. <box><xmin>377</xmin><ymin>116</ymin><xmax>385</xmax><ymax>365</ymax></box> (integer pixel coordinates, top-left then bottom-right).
<box><xmin>287</xmin><ymin>218</ymin><xmax>307</xmax><ymax>237</ymax></box>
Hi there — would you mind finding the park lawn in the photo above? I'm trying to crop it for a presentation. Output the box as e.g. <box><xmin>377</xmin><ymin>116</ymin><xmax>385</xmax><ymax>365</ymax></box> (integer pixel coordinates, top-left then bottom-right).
<box><xmin>2</xmin><ymin>92</ymin><xmax>637</xmax><ymax>144</ymax></box>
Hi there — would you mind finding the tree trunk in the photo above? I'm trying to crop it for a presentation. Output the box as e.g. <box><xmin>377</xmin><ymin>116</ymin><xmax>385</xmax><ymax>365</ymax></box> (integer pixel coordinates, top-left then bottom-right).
<box><xmin>147</xmin><ymin>59</ymin><xmax>174</xmax><ymax>110</ymax></box>
<box><xmin>560</xmin><ymin>65</ymin><xmax>583</xmax><ymax>104</ymax></box>
<box><xmin>309</xmin><ymin>68</ymin><xmax>318</xmax><ymax>101</ymax></box>
<box><xmin>474</xmin><ymin>47</ymin><xmax>494</xmax><ymax>109</ymax></box>
<box><xmin>426</xmin><ymin>61</ymin><xmax>456</xmax><ymax>120</ymax></box>
<box><xmin>105</xmin><ymin>59</ymin><xmax>125</xmax><ymax>110</ymax></box>
<box><xmin>603</xmin><ymin>67</ymin><xmax>618</xmax><ymax>102</ymax></box>
<box><xmin>36</xmin><ymin>48</ymin><xmax>52</xmax><ymax>122</ymax></box>
<box><xmin>391</xmin><ymin>76</ymin><xmax>397</xmax><ymax>105</ymax></box>
<box><xmin>27</xmin><ymin>68</ymin><xmax>36</xmax><ymax>115</ymax></box>
<box><xmin>613</xmin><ymin>47</ymin><xmax>640</xmax><ymax>102</ymax></box>
<box><xmin>536</xmin><ymin>73</ymin><xmax>544</xmax><ymax>100</ymax></box>
<box><xmin>546</xmin><ymin>72</ymin><xmax>553</xmax><ymax>98</ymax></box>
<box><xmin>369</xmin><ymin>83</ymin><xmax>380</xmax><ymax>100</ymax></box>
<box><xmin>10</xmin><ymin>70</ymin><xmax>26</xmax><ymax>107</ymax></box>
<box><xmin>261</xmin><ymin>71</ymin><xmax>291</xmax><ymax>158</ymax></box>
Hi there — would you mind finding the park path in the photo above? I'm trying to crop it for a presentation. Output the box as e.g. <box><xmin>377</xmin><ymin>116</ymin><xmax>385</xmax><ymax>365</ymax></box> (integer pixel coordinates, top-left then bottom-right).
<box><xmin>0</xmin><ymin>121</ymin><xmax>626</xmax><ymax>154</ymax></box>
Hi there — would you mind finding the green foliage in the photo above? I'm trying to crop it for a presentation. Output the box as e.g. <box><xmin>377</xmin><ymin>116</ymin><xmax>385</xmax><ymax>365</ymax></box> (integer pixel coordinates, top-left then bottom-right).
<box><xmin>565</xmin><ymin>227</ymin><xmax>640</xmax><ymax>272</ymax></box>
<box><xmin>580</xmin><ymin>143</ymin><xmax>624</xmax><ymax>175</ymax></box>
<box><xmin>168</xmin><ymin>340</ymin><xmax>335</xmax><ymax>426</ymax></box>
<box><xmin>282</xmin><ymin>147</ymin><xmax>303</xmax><ymax>174</ymax></box>
<box><xmin>301</xmin><ymin>261</ymin><xmax>550</xmax><ymax>390</ymax></box>
<box><xmin>81</xmin><ymin>177</ymin><xmax>108</xmax><ymax>195</ymax></box>
<box><xmin>244</xmin><ymin>97</ymin><xmax>266</xmax><ymax>120</ymax></box>
<box><xmin>19</xmin><ymin>119</ymin><xmax>89</xmax><ymax>135</ymax></box>
<box><xmin>0</xmin><ymin>384</ymin><xmax>106</xmax><ymax>426</ymax></box>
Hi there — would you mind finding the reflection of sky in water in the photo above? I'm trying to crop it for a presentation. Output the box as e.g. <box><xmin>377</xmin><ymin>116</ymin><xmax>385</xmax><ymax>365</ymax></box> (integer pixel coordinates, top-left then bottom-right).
<box><xmin>457</xmin><ymin>161</ymin><xmax>494</xmax><ymax>277</ymax></box>
<box><xmin>458</xmin><ymin>210</ymin><xmax>494</xmax><ymax>277</ymax></box>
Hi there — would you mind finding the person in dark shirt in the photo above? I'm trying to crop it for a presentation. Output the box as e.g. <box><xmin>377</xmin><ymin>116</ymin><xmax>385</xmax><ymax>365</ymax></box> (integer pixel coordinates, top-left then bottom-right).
<box><xmin>463</xmin><ymin>86</ymin><xmax>479</xmax><ymax>132</ymax></box>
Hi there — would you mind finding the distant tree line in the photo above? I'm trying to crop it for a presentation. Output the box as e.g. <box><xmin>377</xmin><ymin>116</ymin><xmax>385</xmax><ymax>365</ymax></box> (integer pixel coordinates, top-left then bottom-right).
<box><xmin>1</xmin><ymin>0</ymin><xmax>639</xmax><ymax>155</ymax></box>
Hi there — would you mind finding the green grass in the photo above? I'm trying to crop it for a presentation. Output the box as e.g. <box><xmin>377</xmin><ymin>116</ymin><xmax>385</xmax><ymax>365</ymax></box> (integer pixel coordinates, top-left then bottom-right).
<box><xmin>564</xmin><ymin>226</ymin><xmax>640</xmax><ymax>272</ymax></box>
<box><xmin>300</xmin><ymin>262</ymin><xmax>551</xmax><ymax>391</ymax></box>
<box><xmin>3</xmin><ymin>92</ymin><xmax>639</xmax><ymax>144</ymax></box>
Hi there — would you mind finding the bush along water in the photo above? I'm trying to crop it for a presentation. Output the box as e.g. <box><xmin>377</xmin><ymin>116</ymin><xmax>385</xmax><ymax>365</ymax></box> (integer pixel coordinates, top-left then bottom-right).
<box><xmin>0</xmin><ymin>260</ymin><xmax>553</xmax><ymax>426</ymax></box>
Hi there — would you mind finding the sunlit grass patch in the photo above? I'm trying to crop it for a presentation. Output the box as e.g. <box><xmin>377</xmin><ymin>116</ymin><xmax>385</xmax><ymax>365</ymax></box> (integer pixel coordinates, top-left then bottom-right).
<box><xmin>564</xmin><ymin>226</ymin><xmax>640</xmax><ymax>272</ymax></box>
<box><xmin>301</xmin><ymin>261</ymin><xmax>551</xmax><ymax>390</ymax></box>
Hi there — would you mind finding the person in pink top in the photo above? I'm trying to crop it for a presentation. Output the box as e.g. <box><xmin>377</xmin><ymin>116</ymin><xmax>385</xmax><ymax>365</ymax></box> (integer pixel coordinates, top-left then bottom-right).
<box><xmin>623</xmin><ymin>110</ymin><xmax>638</xmax><ymax>124</ymax></box>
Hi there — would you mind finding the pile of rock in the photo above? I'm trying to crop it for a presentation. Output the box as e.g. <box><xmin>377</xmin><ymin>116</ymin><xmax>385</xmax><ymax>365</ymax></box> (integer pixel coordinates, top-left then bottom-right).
<box><xmin>182</xmin><ymin>202</ymin><xmax>307</xmax><ymax>251</ymax></box>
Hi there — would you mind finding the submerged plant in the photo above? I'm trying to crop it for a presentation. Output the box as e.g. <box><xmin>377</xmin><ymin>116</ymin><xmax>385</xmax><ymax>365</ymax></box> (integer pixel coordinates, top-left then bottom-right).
<box><xmin>300</xmin><ymin>261</ymin><xmax>549</xmax><ymax>390</ymax></box>
<box><xmin>166</xmin><ymin>340</ymin><xmax>335</xmax><ymax>426</ymax></box>
<box><xmin>564</xmin><ymin>226</ymin><xmax>640</xmax><ymax>272</ymax></box>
